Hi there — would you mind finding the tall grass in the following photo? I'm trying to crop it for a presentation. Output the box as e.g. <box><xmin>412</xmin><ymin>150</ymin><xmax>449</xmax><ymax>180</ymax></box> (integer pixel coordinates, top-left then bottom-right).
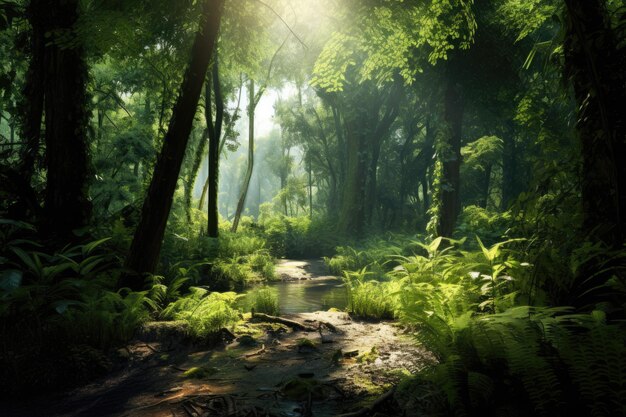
<box><xmin>242</xmin><ymin>287</ymin><xmax>280</xmax><ymax>315</ymax></box>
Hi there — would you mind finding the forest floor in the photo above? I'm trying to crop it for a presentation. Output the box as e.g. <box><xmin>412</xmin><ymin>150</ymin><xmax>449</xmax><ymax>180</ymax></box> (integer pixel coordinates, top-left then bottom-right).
<box><xmin>8</xmin><ymin>260</ymin><xmax>432</xmax><ymax>417</ymax></box>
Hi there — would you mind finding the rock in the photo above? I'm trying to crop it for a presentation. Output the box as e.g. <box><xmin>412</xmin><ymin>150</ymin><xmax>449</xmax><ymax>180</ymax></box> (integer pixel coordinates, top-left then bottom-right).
<box><xmin>281</xmin><ymin>378</ymin><xmax>327</xmax><ymax>401</ymax></box>
<box><xmin>236</xmin><ymin>335</ymin><xmax>258</xmax><ymax>347</ymax></box>
<box><xmin>136</xmin><ymin>321</ymin><xmax>189</xmax><ymax>343</ymax></box>
<box><xmin>343</xmin><ymin>350</ymin><xmax>359</xmax><ymax>358</ymax></box>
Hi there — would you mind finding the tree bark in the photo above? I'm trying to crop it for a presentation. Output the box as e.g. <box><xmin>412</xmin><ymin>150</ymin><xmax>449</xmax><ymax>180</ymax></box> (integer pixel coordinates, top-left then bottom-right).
<box><xmin>231</xmin><ymin>79</ymin><xmax>255</xmax><ymax>233</ymax></box>
<box><xmin>184</xmin><ymin>128</ymin><xmax>205</xmax><ymax>223</ymax></box>
<box><xmin>501</xmin><ymin>123</ymin><xmax>517</xmax><ymax>209</ymax></box>
<box><xmin>41</xmin><ymin>0</ymin><xmax>92</xmax><ymax>240</ymax></box>
<box><xmin>437</xmin><ymin>81</ymin><xmax>463</xmax><ymax>238</ymax></box>
<box><xmin>123</xmin><ymin>0</ymin><xmax>224</xmax><ymax>288</ymax></box>
<box><xmin>480</xmin><ymin>164</ymin><xmax>492</xmax><ymax>209</ymax></box>
<box><xmin>207</xmin><ymin>53</ymin><xmax>223</xmax><ymax>237</ymax></box>
<box><xmin>338</xmin><ymin>121</ymin><xmax>367</xmax><ymax>236</ymax></box>
<box><xmin>18</xmin><ymin>0</ymin><xmax>45</xmax><ymax>189</ymax></box>
<box><xmin>564</xmin><ymin>0</ymin><xmax>626</xmax><ymax>248</ymax></box>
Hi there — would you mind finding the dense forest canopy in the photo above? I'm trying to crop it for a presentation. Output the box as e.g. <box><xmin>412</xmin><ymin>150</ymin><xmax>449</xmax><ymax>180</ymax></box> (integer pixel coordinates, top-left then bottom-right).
<box><xmin>1</xmin><ymin>0</ymin><xmax>625</xmax><ymax>416</ymax></box>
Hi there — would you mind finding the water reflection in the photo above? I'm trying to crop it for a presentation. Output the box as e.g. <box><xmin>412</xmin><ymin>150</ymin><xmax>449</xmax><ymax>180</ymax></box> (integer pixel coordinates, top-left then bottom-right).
<box><xmin>269</xmin><ymin>278</ymin><xmax>348</xmax><ymax>314</ymax></box>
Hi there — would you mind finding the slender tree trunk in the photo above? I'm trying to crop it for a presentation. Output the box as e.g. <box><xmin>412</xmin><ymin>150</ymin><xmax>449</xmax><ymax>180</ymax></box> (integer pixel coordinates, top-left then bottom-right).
<box><xmin>199</xmin><ymin>175</ymin><xmax>209</xmax><ymax>211</ymax></box>
<box><xmin>184</xmin><ymin>129</ymin><xmax>204</xmax><ymax>223</ymax></box>
<box><xmin>42</xmin><ymin>0</ymin><xmax>92</xmax><ymax>240</ymax></box>
<box><xmin>308</xmin><ymin>155</ymin><xmax>313</xmax><ymax>219</ymax></box>
<box><xmin>421</xmin><ymin>176</ymin><xmax>430</xmax><ymax>214</ymax></box>
<box><xmin>481</xmin><ymin>164</ymin><xmax>492</xmax><ymax>209</ymax></box>
<box><xmin>501</xmin><ymin>123</ymin><xmax>517</xmax><ymax>209</ymax></box>
<box><xmin>254</xmin><ymin>172</ymin><xmax>261</xmax><ymax>219</ymax></box>
<box><xmin>123</xmin><ymin>0</ymin><xmax>223</xmax><ymax>287</ymax></box>
<box><xmin>207</xmin><ymin>53</ymin><xmax>223</xmax><ymax>237</ymax></box>
<box><xmin>231</xmin><ymin>79</ymin><xmax>255</xmax><ymax>233</ymax></box>
<box><xmin>437</xmin><ymin>81</ymin><xmax>463</xmax><ymax>238</ymax></box>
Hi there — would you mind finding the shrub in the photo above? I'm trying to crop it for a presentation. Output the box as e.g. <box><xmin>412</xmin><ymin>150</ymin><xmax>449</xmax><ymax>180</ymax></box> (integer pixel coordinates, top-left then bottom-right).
<box><xmin>161</xmin><ymin>288</ymin><xmax>241</xmax><ymax>338</ymax></box>
<box><xmin>242</xmin><ymin>287</ymin><xmax>280</xmax><ymax>315</ymax></box>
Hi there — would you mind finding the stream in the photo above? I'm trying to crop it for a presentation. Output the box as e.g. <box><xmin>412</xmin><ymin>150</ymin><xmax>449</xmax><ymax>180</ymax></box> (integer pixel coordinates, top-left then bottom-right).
<box><xmin>10</xmin><ymin>259</ymin><xmax>432</xmax><ymax>417</ymax></box>
<box><xmin>269</xmin><ymin>259</ymin><xmax>348</xmax><ymax>313</ymax></box>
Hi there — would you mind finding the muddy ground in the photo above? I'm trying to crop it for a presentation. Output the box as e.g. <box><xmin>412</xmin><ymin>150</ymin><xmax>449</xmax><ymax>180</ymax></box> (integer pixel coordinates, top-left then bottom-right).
<box><xmin>5</xmin><ymin>261</ymin><xmax>432</xmax><ymax>417</ymax></box>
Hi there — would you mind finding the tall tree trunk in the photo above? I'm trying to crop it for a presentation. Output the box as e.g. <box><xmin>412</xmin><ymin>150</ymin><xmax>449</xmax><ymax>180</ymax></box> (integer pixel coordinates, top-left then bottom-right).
<box><xmin>501</xmin><ymin>123</ymin><xmax>517</xmax><ymax>209</ymax></box>
<box><xmin>231</xmin><ymin>79</ymin><xmax>255</xmax><ymax>233</ymax></box>
<box><xmin>17</xmin><ymin>0</ymin><xmax>45</xmax><ymax>215</ymax></box>
<box><xmin>308</xmin><ymin>155</ymin><xmax>313</xmax><ymax>219</ymax></box>
<box><xmin>563</xmin><ymin>0</ymin><xmax>626</xmax><ymax>310</ymax></box>
<box><xmin>207</xmin><ymin>53</ymin><xmax>223</xmax><ymax>237</ymax></box>
<box><xmin>564</xmin><ymin>0</ymin><xmax>626</xmax><ymax>247</ymax></box>
<box><xmin>437</xmin><ymin>81</ymin><xmax>463</xmax><ymax>238</ymax></box>
<box><xmin>480</xmin><ymin>164</ymin><xmax>492</xmax><ymax>209</ymax></box>
<box><xmin>338</xmin><ymin>125</ymin><xmax>367</xmax><ymax>236</ymax></box>
<box><xmin>421</xmin><ymin>176</ymin><xmax>430</xmax><ymax>215</ymax></box>
<box><xmin>123</xmin><ymin>0</ymin><xmax>223</xmax><ymax>288</ymax></box>
<box><xmin>42</xmin><ymin>0</ymin><xmax>91</xmax><ymax>240</ymax></box>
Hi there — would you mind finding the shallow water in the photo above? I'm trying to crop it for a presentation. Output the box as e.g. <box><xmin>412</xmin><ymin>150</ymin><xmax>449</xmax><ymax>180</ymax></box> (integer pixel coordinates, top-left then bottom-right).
<box><xmin>269</xmin><ymin>277</ymin><xmax>348</xmax><ymax>314</ymax></box>
<box><xmin>267</xmin><ymin>259</ymin><xmax>348</xmax><ymax>314</ymax></box>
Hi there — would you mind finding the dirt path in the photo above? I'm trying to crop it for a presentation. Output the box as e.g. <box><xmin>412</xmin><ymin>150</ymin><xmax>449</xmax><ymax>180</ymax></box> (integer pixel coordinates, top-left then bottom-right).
<box><xmin>9</xmin><ymin>261</ymin><xmax>432</xmax><ymax>417</ymax></box>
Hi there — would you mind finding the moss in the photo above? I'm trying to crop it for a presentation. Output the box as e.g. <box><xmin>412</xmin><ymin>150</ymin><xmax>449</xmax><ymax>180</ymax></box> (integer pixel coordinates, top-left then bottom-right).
<box><xmin>357</xmin><ymin>346</ymin><xmax>379</xmax><ymax>364</ymax></box>
<box><xmin>281</xmin><ymin>378</ymin><xmax>327</xmax><ymax>400</ymax></box>
<box><xmin>352</xmin><ymin>375</ymin><xmax>387</xmax><ymax>395</ymax></box>
<box><xmin>137</xmin><ymin>320</ymin><xmax>189</xmax><ymax>343</ymax></box>
<box><xmin>182</xmin><ymin>366</ymin><xmax>219</xmax><ymax>379</ymax></box>
<box><xmin>295</xmin><ymin>338</ymin><xmax>318</xmax><ymax>353</ymax></box>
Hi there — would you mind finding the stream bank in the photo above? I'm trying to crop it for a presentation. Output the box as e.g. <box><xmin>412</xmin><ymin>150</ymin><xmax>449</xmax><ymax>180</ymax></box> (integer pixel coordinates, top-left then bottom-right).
<box><xmin>6</xmin><ymin>260</ymin><xmax>432</xmax><ymax>417</ymax></box>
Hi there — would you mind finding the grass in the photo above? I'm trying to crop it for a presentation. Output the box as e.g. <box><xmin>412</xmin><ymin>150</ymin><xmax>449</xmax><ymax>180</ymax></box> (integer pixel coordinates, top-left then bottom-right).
<box><xmin>242</xmin><ymin>286</ymin><xmax>280</xmax><ymax>315</ymax></box>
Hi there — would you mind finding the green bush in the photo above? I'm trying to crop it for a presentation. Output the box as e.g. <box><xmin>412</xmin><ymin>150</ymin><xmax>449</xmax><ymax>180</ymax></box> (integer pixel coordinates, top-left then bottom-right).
<box><xmin>242</xmin><ymin>287</ymin><xmax>280</xmax><ymax>315</ymax></box>
<box><xmin>0</xmin><ymin>224</ymin><xmax>149</xmax><ymax>396</ymax></box>
<box><xmin>161</xmin><ymin>287</ymin><xmax>241</xmax><ymax>338</ymax></box>
<box><xmin>455</xmin><ymin>205</ymin><xmax>512</xmax><ymax>246</ymax></box>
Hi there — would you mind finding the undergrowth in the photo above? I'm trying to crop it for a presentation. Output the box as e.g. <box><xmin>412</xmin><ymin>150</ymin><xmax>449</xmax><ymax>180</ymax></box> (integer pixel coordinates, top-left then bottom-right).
<box><xmin>328</xmin><ymin>232</ymin><xmax>626</xmax><ymax>417</ymax></box>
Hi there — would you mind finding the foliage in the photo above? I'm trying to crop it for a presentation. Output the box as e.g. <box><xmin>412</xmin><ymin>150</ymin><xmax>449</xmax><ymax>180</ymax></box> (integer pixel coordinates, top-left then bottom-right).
<box><xmin>242</xmin><ymin>286</ymin><xmax>280</xmax><ymax>316</ymax></box>
<box><xmin>161</xmin><ymin>287</ymin><xmax>241</xmax><ymax>339</ymax></box>
<box><xmin>0</xmin><ymin>225</ymin><xmax>150</xmax><ymax>395</ymax></box>
<box><xmin>332</xmin><ymin>232</ymin><xmax>626</xmax><ymax>416</ymax></box>
<box><xmin>343</xmin><ymin>268</ymin><xmax>396</xmax><ymax>320</ymax></box>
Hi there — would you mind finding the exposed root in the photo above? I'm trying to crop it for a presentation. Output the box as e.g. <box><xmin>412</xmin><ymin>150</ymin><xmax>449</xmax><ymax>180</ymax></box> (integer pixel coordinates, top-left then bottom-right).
<box><xmin>336</xmin><ymin>387</ymin><xmax>396</xmax><ymax>417</ymax></box>
<box><xmin>251</xmin><ymin>313</ymin><xmax>317</xmax><ymax>332</ymax></box>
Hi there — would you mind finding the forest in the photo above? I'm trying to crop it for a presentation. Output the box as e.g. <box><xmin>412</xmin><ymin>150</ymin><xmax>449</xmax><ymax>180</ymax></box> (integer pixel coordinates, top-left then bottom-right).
<box><xmin>1</xmin><ymin>0</ymin><xmax>625</xmax><ymax>416</ymax></box>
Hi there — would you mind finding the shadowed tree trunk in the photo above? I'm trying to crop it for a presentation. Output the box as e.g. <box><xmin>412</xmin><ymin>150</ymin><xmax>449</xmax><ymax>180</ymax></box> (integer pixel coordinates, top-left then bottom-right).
<box><xmin>437</xmin><ymin>80</ymin><xmax>463</xmax><ymax>238</ymax></box>
<box><xmin>40</xmin><ymin>0</ymin><xmax>91</xmax><ymax>240</ymax></box>
<box><xmin>480</xmin><ymin>164</ymin><xmax>492</xmax><ymax>209</ymax></box>
<box><xmin>19</xmin><ymin>0</ymin><xmax>45</xmax><ymax>187</ymax></box>
<box><xmin>123</xmin><ymin>0</ymin><xmax>223</xmax><ymax>288</ymax></box>
<box><xmin>207</xmin><ymin>52</ymin><xmax>223</xmax><ymax>237</ymax></box>
<box><xmin>501</xmin><ymin>122</ymin><xmax>517</xmax><ymax>209</ymax></box>
<box><xmin>563</xmin><ymin>0</ymin><xmax>626</xmax><ymax>309</ymax></box>
<box><xmin>564</xmin><ymin>0</ymin><xmax>626</xmax><ymax>248</ymax></box>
